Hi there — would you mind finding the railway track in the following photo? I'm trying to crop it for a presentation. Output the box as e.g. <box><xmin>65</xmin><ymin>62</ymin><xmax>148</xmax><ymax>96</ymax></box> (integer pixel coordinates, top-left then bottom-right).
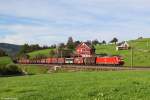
<box><xmin>60</xmin><ymin>65</ymin><xmax>150</xmax><ymax>71</ymax></box>
<box><xmin>19</xmin><ymin>64</ymin><xmax>150</xmax><ymax>71</ymax></box>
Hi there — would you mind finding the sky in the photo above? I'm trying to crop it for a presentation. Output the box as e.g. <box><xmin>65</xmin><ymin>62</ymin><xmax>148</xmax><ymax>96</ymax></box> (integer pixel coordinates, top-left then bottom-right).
<box><xmin>0</xmin><ymin>0</ymin><xmax>150</xmax><ymax>46</ymax></box>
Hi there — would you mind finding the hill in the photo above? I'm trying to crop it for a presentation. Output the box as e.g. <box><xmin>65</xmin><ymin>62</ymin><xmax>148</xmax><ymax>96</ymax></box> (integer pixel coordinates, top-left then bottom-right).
<box><xmin>28</xmin><ymin>48</ymin><xmax>54</xmax><ymax>58</ymax></box>
<box><xmin>27</xmin><ymin>38</ymin><xmax>150</xmax><ymax>67</ymax></box>
<box><xmin>0</xmin><ymin>56</ymin><xmax>12</xmax><ymax>65</ymax></box>
<box><xmin>95</xmin><ymin>38</ymin><xmax>150</xmax><ymax>66</ymax></box>
<box><xmin>0</xmin><ymin>71</ymin><xmax>150</xmax><ymax>99</ymax></box>
<box><xmin>0</xmin><ymin>43</ymin><xmax>21</xmax><ymax>56</ymax></box>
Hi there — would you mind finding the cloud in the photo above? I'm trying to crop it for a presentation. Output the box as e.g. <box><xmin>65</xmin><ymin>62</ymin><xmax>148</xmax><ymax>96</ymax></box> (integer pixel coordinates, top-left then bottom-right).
<box><xmin>0</xmin><ymin>0</ymin><xmax>150</xmax><ymax>45</ymax></box>
<box><xmin>0</xmin><ymin>24</ymin><xmax>65</xmax><ymax>45</ymax></box>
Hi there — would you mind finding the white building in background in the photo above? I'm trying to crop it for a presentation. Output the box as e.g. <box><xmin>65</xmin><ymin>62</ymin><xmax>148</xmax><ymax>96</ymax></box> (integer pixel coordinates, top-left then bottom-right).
<box><xmin>116</xmin><ymin>41</ymin><xmax>130</xmax><ymax>51</ymax></box>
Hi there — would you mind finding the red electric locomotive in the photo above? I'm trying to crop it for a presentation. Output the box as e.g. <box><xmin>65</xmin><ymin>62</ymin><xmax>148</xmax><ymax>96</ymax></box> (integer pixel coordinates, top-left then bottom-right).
<box><xmin>96</xmin><ymin>56</ymin><xmax>124</xmax><ymax>65</ymax></box>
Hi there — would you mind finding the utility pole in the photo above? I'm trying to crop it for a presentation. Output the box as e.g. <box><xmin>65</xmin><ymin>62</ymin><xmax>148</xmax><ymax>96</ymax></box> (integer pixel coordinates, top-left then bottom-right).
<box><xmin>56</xmin><ymin>45</ymin><xmax>59</xmax><ymax>58</ymax></box>
<box><xmin>61</xmin><ymin>50</ymin><xmax>62</xmax><ymax>58</ymax></box>
<box><xmin>61</xmin><ymin>50</ymin><xmax>63</xmax><ymax>66</ymax></box>
<box><xmin>131</xmin><ymin>47</ymin><xmax>133</xmax><ymax>68</ymax></box>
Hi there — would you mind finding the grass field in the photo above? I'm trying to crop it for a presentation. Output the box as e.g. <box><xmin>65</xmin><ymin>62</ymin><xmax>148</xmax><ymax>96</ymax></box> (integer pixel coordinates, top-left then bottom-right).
<box><xmin>20</xmin><ymin>65</ymin><xmax>49</xmax><ymax>75</ymax></box>
<box><xmin>0</xmin><ymin>71</ymin><xmax>150</xmax><ymax>100</ymax></box>
<box><xmin>95</xmin><ymin>38</ymin><xmax>150</xmax><ymax>66</ymax></box>
<box><xmin>0</xmin><ymin>56</ymin><xmax>12</xmax><ymax>65</ymax></box>
<box><xmin>28</xmin><ymin>48</ymin><xmax>54</xmax><ymax>58</ymax></box>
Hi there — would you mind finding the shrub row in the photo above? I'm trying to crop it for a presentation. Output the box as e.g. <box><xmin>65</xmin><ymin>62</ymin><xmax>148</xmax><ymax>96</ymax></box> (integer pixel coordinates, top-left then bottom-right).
<box><xmin>0</xmin><ymin>64</ymin><xmax>23</xmax><ymax>76</ymax></box>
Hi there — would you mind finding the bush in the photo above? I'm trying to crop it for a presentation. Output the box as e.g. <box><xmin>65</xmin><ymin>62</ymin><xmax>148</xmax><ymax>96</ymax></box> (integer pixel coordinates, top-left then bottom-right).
<box><xmin>0</xmin><ymin>64</ymin><xmax>23</xmax><ymax>75</ymax></box>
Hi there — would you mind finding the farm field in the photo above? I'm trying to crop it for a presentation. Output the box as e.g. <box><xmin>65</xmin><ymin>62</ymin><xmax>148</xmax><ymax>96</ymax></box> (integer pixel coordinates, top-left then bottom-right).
<box><xmin>0</xmin><ymin>71</ymin><xmax>150</xmax><ymax>100</ymax></box>
<box><xmin>95</xmin><ymin>38</ymin><xmax>150</xmax><ymax>67</ymax></box>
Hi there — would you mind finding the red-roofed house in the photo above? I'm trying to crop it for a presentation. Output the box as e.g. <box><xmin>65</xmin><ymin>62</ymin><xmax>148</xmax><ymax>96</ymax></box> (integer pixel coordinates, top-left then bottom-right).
<box><xmin>76</xmin><ymin>42</ymin><xmax>93</xmax><ymax>57</ymax></box>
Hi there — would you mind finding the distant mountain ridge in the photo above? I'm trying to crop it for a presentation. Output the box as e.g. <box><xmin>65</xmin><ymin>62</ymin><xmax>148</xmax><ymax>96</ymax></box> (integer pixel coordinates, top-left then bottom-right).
<box><xmin>0</xmin><ymin>43</ymin><xmax>21</xmax><ymax>56</ymax></box>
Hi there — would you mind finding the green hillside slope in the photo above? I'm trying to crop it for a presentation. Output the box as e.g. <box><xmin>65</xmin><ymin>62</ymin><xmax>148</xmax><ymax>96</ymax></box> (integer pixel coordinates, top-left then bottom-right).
<box><xmin>95</xmin><ymin>38</ymin><xmax>150</xmax><ymax>67</ymax></box>
<box><xmin>28</xmin><ymin>48</ymin><xmax>54</xmax><ymax>58</ymax></box>
<box><xmin>0</xmin><ymin>56</ymin><xmax>12</xmax><ymax>65</ymax></box>
<box><xmin>27</xmin><ymin>38</ymin><xmax>150</xmax><ymax>67</ymax></box>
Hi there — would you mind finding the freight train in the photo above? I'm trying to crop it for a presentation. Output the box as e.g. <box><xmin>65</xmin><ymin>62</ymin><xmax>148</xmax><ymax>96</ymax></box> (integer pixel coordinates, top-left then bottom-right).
<box><xmin>18</xmin><ymin>56</ymin><xmax>124</xmax><ymax>66</ymax></box>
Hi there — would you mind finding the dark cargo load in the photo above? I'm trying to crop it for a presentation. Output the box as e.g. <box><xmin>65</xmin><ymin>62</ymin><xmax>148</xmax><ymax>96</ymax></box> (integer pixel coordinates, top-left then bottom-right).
<box><xmin>74</xmin><ymin>57</ymin><xmax>84</xmax><ymax>64</ymax></box>
<box><xmin>84</xmin><ymin>57</ymin><xmax>96</xmax><ymax>65</ymax></box>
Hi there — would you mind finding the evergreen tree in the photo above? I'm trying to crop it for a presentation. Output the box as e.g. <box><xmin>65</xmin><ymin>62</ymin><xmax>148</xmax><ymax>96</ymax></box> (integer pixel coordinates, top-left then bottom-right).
<box><xmin>102</xmin><ymin>40</ymin><xmax>106</xmax><ymax>44</ymax></box>
<box><xmin>59</xmin><ymin>43</ymin><xmax>65</xmax><ymax>49</ymax></box>
<box><xmin>0</xmin><ymin>49</ymin><xmax>7</xmax><ymax>57</ymax></box>
<box><xmin>110</xmin><ymin>37</ymin><xmax>118</xmax><ymax>44</ymax></box>
<box><xmin>19</xmin><ymin>44</ymin><xmax>30</xmax><ymax>54</ymax></box>
<box><xmin>74</xmin><ymin>41</ymin><xmax>81</xmax><ymax>47</ymax></box>
<box><xmin>92</xmin><ymin>39</ymin><xmax>99</xmax><ymax>45</ymax></box>
<box><xmin>67</xmin><ymin>37</ymin><xmax>75</xmax><ymax>50</ymax></box>
<box><xmin>49</xmin><ymin>50</ymin><xmax>55</xmax><ymax>57</ymax></box>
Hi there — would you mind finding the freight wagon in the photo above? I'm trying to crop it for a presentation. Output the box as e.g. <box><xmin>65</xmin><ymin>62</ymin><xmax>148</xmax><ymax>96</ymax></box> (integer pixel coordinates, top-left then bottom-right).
<box><xmin>18</xmin><ymin>56</ymin><xmax>124</xmax><ymax>66</ymax></box>
<box><xmin>65</xmin><ymin>58</ymin><xmax>74</xmax><ymax>64</ymax></box>
<box><xmin>57</xmin><ymin>58</ymin><xmax>65</xmax><ymax>64</ymax></box>
<box><xmin>84</xmin><ymin>57</ymin><xmax>96</xmax><ymax>65</ymax></box>
<box><xmin>74</xmin><ymin>57</ymin><xmax>84</xmax><ymax>65</ymax></box>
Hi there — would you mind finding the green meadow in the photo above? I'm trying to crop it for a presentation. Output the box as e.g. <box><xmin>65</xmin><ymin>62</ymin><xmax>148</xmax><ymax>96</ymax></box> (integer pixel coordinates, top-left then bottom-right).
<box><xmin>0</xmin><ymin>56</ymin><xmax>12</xmax><ymax>65</ymax></box>
<box><xmin>95</xmin><ymin>38</ymin><xmax>150</xmax><ymax>67</ymax></box>
<box><xmin>0</xmin><ymin>71</ymin><xmax>150</xmax><ymax>100</ymax></box>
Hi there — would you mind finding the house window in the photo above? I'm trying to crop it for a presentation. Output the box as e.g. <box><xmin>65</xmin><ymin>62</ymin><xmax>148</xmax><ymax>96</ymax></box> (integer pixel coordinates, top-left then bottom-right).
<box><xmin>82</xmin><ymin>49</ymin><xmax>85</xmax><ymax>51</ymax></box>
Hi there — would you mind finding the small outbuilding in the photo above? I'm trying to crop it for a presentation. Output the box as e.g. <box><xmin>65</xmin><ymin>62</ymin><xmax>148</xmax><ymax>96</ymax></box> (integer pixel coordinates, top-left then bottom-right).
<box><xmin>116</xmin><ymin>41</ymin><xmax>130</xmax><ymax>51</ymax></box>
